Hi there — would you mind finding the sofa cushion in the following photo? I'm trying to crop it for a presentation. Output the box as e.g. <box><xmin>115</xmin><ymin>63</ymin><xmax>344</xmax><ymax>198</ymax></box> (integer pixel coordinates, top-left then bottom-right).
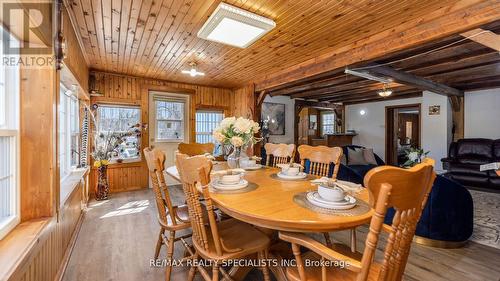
<box><xmin>449</xmin><ymin>163</ymin><xmax>489</xmax><ymax>176</ymax></box>
<box><xmin>456</xmin><ymin>139</ymin><xmax>493</xmax><ymax>163</ymax></box>
<box><xmin>347</xmin><ymin>148</ymin><xmax>368</xmax><ymax>165</ymax></box>
<box><xmin>363</xmin><ymin>148</ymin><xmax>378</xmax><ymax>165</ymax></box>
<box><xmin>448</xmin><ymin>174</ymin><xmax>490</xmax><ymax>188</ymax></box>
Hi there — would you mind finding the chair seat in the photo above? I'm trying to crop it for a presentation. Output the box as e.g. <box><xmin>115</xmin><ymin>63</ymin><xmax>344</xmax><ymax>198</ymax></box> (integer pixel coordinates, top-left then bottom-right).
<box><xmin>159</xmin><ymin>205</ymin><xmax>192</xmax><ymax>230</ymax></box>
<box><xmin>197</xmin><ymin>218</ymin><xmax>271</xmax><ymax>261</ymax></box>
<box><xmin>286</xmin><ymin>251</ymin><xmax>381</xmax><ymax>281</ymax></box>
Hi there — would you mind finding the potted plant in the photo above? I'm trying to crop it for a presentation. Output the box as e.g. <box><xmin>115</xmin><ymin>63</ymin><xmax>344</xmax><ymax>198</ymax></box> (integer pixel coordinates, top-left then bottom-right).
<box><xmin>402</xmin><ymin>147</ymin><xmax>430</xmax><ymax>168</ymax></box>
<box><xmin>212</xmin><ymin>117</ymin><xmax>262</xmax><ymax>168</ymax></box>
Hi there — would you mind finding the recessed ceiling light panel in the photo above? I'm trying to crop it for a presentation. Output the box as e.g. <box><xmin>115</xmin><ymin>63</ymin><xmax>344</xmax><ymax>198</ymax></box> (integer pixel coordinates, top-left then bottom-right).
<box><xmin>198</xmin><ymin>2</ymin><xmax>276</xmax><ymax>48</ymax></box>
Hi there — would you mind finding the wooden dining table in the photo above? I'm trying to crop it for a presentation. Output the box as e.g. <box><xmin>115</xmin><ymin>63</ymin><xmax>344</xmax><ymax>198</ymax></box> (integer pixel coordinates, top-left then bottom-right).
<box><xmin>165</xmin><ymin>163</ymin><xmax>374</xmax><ymax>280</ymax></box>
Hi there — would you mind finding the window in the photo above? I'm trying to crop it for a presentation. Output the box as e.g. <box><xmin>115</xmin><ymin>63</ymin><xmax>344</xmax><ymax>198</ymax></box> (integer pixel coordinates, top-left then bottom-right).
<box><xmin>155</xmin><ymin>99</ymin><xmax>185</xmax><ymax>141</ymax></box>
<box><xmin>59</xmin><ymin>86</ymin><xmax>80</xmax><ymax>180</ymax></box>
<box><xmin>196</xmin><ymin>110</ymin><xmax>224</xmax><ymax>154</ymax></box>
<box><xmin>321</xmin><ymin>111</ymin><xmax>336</xmax><ymax>135</ymax></box>
<box><xmin>0</xmin><ymin>27</ymin><xmax>20</xmax><ymax>239</ymax></box>
<box><xmin>97</xmin><ymin>105</ymin><xmax>141</xmax><ymax>160</ymax></box>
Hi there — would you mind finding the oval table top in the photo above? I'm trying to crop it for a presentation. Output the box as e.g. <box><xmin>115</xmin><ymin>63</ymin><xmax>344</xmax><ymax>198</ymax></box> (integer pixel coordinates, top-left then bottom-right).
<box><xmin>166</xmin><ymin>164</ymin><xmax>373</xmax><ymax>233</ymax></box>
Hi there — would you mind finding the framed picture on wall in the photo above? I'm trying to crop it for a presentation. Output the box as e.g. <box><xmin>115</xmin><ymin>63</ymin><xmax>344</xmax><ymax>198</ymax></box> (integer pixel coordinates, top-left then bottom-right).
<box><xmin>261</xmin><ymin>102</ymin><xmax>285</xmax><ymax>135</ymax></box>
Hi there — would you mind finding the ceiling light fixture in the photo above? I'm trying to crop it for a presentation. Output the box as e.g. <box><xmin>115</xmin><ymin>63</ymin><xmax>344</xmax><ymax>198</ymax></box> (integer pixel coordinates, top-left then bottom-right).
<box><xmin>197</xmin><ymin>2</ymin><xmax>276</xmax><ymax>48</ymax></box>
<box><xmin>181</xmin><ymin>62</ymin><xmax>205</xmax><ymax>77</ymax></box>
<box><xmin>378</xmin><ymin>84</ymin><xmax>393</xmax><ymax>97</ymax></box>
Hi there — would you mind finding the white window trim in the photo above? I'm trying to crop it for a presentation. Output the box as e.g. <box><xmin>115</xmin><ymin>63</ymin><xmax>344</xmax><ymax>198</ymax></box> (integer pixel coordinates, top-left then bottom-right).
<box><xmin>0</xmin><ymin>25</ymin><xmax>20</xmax><ymax>240</ymax></box>
<box><xmin>59</xmin><ymin>87</ymin><xmax>80</xmax><ymax>182</ymax></box>
<box><xmin>153</xmin><ymin>96</ymin><xmax>189</xmax><ymax>143</ymax></box>
<box><xmin>321</xmin><ymin>111</ymin><xmax>336</xmax><ymax>136</ymax></box>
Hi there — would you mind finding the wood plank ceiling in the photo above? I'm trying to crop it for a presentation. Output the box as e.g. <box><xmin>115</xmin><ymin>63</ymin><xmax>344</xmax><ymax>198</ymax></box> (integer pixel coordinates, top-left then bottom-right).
<box><xmin>267</xmin><ymin>20</ymin><xmax>500</xmax><ymax>104</ymax></box>
<box><xmin>66</xmin><ymin>0</ymin><xmax>462</xmax><ymax>88</ymax></box>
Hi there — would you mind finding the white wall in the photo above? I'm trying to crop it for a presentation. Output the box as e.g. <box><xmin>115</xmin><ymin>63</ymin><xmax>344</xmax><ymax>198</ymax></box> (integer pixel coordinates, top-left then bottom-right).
<box><xmin>263</xmin><ymin>95</ymin><xmax>295</xmax><ymax>144</ymax></box>
<box><xmin>421</xmin><ymin>91</ymin><xmax>452</xmax><ymax>171</ymax></box>
<box><xmin>346</xmin><ymin>93</ymin><xmax>452</xmax><ymax>170</ymax></box>
<box><xmin>345</xmin><ymin>97</ymin><xmax>422</xmax><ymax>160</ymax></box>
<box><xmin>465</xmin><ymin>88</ymin><xmax>500</xmax><ymax>139</ymax></box>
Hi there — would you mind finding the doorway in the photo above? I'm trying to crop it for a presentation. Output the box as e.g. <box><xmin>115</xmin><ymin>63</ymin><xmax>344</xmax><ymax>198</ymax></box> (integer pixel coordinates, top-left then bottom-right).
<box><xmin>385</xmin><ymin>104</ymin><xmax>421</xmax><ymax>166</ymax></box>
<box><xmin>149</xmin><ymin>91</ymin><xmax>190</xmax><ymax>185</ymax></box>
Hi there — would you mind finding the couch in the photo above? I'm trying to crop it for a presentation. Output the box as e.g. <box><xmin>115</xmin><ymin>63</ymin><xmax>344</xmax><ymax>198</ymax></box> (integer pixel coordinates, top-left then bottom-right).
<box><xmin>384</xmin><ymin>175</ymin><xmax>473</xmax><ymax>245</ymax></box>
<box><xmin>441</xmin><ymin>138</ymin><xmax>500</xmax><ymax>192</ymax></box>
<box><xmin>334</xmin><ymin>145</ymin><xmax>473</xmax><ymax>246</ymax></box>
<box><xmin>337</xmin><ymin>145</ymin><xmax>385</xmax><ymax>184</ymax></box>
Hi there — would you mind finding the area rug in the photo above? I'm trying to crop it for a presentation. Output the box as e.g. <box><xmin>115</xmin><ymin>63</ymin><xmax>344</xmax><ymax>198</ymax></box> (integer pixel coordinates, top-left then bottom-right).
<box><xmin>469</xmin><ymin>189</ymin><xmax>500</xmax><ymax>249</ymax></box>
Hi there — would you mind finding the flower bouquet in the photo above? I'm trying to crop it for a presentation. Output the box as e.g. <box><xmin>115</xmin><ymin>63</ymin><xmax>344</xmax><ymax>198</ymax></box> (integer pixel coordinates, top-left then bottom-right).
<box><xmin>402</xmin><ymin>147</ymin><xmax>430</xmax><ymax>168</ymax></box>
<box><xmin>212</xmin><ymin>117</ymin><xmax>262</xmax><ymax>168</ymax></box>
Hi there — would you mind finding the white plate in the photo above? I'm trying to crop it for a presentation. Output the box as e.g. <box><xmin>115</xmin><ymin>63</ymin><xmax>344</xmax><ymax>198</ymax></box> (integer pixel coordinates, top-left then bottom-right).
<box><xmin>211</xmin><ymin>179</ymin><xmax>248</xmax><ymax>190</ymax></box>
<box><xmin>306</xmin><ymin>192</ymin><xmax>356</xmax><ymax>210</ymax></box>
<box><xmin>309</xmin><ymin>192</ymin><xmax>355</xmax><ymax>205</ymax></box>
<box><xmin>277</xmin><ymin>172</ymin><xmax>307</xmax><ymax>180</ymax></box>
<box><xmin>243</xmin><ymin>164</ymin><xmax>263</xmax><ymax>170</ymax></box>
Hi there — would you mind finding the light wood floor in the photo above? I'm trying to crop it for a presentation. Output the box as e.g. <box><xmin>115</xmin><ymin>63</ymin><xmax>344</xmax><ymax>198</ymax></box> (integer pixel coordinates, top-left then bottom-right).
<box><xmin>63</xmin><ymin>188</ymin><xmax>500</xmax><ymax>281</ymax></box>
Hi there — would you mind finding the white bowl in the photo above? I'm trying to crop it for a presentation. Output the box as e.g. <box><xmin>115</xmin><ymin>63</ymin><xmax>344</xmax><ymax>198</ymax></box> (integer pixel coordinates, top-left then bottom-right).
<box><xmin>220</xmin><ymin>174</ymin><xmax>241</xmax><ymax>185</ymax></box>
<box><xmin>246</xmin><ymin>159</ymin><xmax>257</xmax><ymax>167</ymax></box>
<box><xmin>285</xmin><ymin>167</ymin><xmax>300</xmax><ymax>176</ymax></box>
<box><xmin>318</xmin><ymin>185</ymin><xmax>345</xmax><ymax>202</ymax></box>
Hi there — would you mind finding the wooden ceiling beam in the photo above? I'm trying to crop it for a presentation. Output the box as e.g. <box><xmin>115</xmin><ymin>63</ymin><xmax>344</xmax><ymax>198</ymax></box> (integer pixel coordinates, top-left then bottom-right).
<box><xmin>323</xmin><ymin>88</ymin><xmax>420</xmax><ymax>103</ymax></box>
<box><xmin>361</xmin><ymin>64</ymin><xmax>463</xmax><ymax>96</ymax></box>
<box><xmin>269</xmin><ymin>74</ymin><xmax>361</xmax><ymax>97</ymax></box>
<box><xmin>461</xmin><ymin>28</ymin><xmax>500</xmax><ymax>51</ymax></box>
<box><xmin>289</xmin><ymin>80</ymin><xmax>382</xmax><ymax>99</ymax></box>
<box><xmin>316</xmin><ymin>85</ymin><xmax>414</xmax><ymax>102</ymax></box>
<box><xmin>255</xmin><ymin>1</ymin><xmax>500</xmax><ymax>91</ymax></box>
<box><xmin>344</xmin><ymin>92</ymin><xmax>423</xmax><ymax>105</ymax></box>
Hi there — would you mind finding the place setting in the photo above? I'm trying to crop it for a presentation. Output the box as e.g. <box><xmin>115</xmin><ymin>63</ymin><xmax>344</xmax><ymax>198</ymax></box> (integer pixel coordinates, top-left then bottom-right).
<box><xmin>209</xmin><ymin>168</ymin><xmax>258</xmax><ymax>194</ymax></box>
<box><xmin>294</xmin><ymin>177</ymin><xmax>370</xmax><ymax>216</ymax></box>
<box><xmin>271</xmin><ymin>163</ymin><xmax>313</xmax><ymax>181</ymax></box>
<box><xmin>240</xmin><ymin>156</ymin><xmax>265</xmax><ymax>171</ymax></box>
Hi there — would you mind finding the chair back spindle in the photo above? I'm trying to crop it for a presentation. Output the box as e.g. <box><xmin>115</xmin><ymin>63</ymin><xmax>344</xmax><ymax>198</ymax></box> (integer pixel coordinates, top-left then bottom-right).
<box><xmin>359</xmin><ymin>160</ymin><xmax>436</xmax><ymax>281</ymax></box>
<box><xmin>144</xmin><ymin>147</ymin><xmax>177</xmax><ymax>226</ymax></box>
<box><xmin>264</xmin><ymin>143</ymin><xmax>295</xmax><ymax>167</ymax></box>
<box><xmin>298</xmin><ymin>145</ymin><xmax>343</xmax><ymax>178</ymax></box>
<box><xmin>175</xmin><ymin>153</ymin><xmax>224</xmax><ymax>256</ymax></box>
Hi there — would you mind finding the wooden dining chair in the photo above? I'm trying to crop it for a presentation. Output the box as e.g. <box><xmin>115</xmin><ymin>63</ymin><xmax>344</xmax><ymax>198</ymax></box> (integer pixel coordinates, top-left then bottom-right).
<box><xmin>175</xmin><ymin>153</ymin><xmax>272</xmax><ymax>281</ymax></box>
<box><xmin>298</xmin><ymin>145</ymin><xmax>343</xmax><ymax>178</ymax></box>
<box><xmin>279</xmin><ymin>160</ymin><xmax>436</xmax><ymax>281</ymax></box>
<box><xmin>297</xmin><ymin>145</ymin><xmax>347</xmax><ymax>249</ymax></box>
<box><xmin>178</xmin><ymin>142</ymin><xmax>215</xmax><ymax>156</ymax></box>
<box><xmin>264</xmin><ymin>143</ymin><xmax>296</xmax><ymax>167</ymax></box>
<box><xmin>144</xmin><ymin>147</ymin><xmax>193</xmax><ymax>281</ymax></box>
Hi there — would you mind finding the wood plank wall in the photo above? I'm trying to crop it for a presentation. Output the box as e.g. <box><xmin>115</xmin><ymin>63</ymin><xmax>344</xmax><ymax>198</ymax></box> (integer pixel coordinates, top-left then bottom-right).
<box><xmin>89</xmin><ymin>71</ymin><xmax>236</xmax><ymax>193</ymax></box>
<box><xmin>7</xmin><ymin>180</ymin><xmax>86</xmax><ymax>281</ymax></box>
<box><xmin>232</xmin><ymin>84</ymin><xmax>255</xmax><ymax>119</ymax></box>
<box><xmin>62</xmin><ymin>7</ymin><xmax>89</xmax><ymax>92</ymax></box>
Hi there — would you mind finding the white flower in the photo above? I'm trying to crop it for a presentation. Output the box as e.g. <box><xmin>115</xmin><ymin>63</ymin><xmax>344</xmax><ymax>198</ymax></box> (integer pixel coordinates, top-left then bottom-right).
<box><xmin>408</xmin><ymin>151</ymin><xmax>419</xmax><ymax>162</ymax></box>
<box><xmin>212</xmin><ymin>129</ymin><xmax>226</xmax><ymax>143</ymax></box>
<box><xmin>230</xmin><ymin>136</ymin><xmax>244</xmax><ymax>147</ymax></box>
<box><xmin>234</xmin><ymin>117</ymin><xmax>254</xmax><ymax>134</ymax></box>
<box><xmin>252</xmin><ymin>121</ymin><xmax>260</xmax><ymax>133</ymax></box>
<box><xmin>220</xmin><ymin>117</ymin><xmax>236</xmax><ymax>130</ymax></box>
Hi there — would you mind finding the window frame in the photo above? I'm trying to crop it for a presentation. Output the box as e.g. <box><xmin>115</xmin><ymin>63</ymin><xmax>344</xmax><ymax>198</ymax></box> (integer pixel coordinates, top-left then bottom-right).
<box><xmin>0</xmin><ymin>26</ymin><xmax>20</xmax><ymax>240</ymax></box>
<box><xmin>59</xmin><ymin>85</ymin><xmax>80</xmax><ymax>181</ymax></box>
<box><xmin>195</xmin><ymin>109</ymin><xmax>225</xmax><ymax>155</ymax></box>
<box><xmin>96</xmin><ymin>104</ymin><xmax>142</xmax><ymax>162</ymax></box>
<box><xmin>320</xmin><ymin>111</ymin><xmax>336</xmax><ymax>136</ymax></box>
<box><xmin>153</xmin><ymin>97</ymin><xmax>187</xmax><ymax>143</ymax></box>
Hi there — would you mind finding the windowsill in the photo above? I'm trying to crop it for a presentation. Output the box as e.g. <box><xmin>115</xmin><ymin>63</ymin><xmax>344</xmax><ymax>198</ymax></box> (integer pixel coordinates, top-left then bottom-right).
<box><xmin>0</xmin><ymin>217</ymin><xmax>51</xmax><ymax>280</ymax></box>
<box><xmin>60</xmin><ymin>167</ymin><xmax>90</xmax><ymax>205</ymax></box>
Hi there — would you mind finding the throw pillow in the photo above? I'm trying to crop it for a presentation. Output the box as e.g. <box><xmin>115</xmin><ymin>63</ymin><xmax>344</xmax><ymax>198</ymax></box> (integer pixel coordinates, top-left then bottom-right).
<box><xmin>348</xmin><ymin>148</ymin><xmax>368</xmax><ymax>165</ymax></box>
<box><xmin>340</xmin><ymin>154</ymin><xmax>347</xmax><ymax>165</ymax></box>
<box><xmin>363</xmin><ymin>148</ymin><xmax>378</xmax><ymax>165</ymax></box>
